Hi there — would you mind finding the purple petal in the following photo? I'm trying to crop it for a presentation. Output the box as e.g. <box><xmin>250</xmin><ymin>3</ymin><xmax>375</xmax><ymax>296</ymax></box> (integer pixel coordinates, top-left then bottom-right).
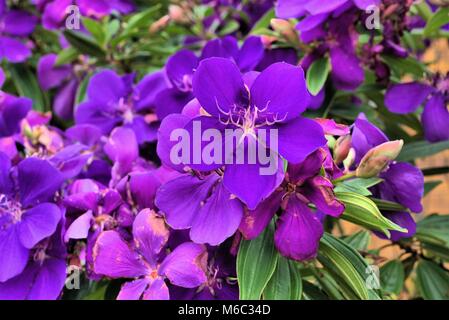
<box><xmin>104</xmin><ymin>127</ymin><xmax>138</xmax><ymax>176</ymax></box>
<box><xmin>306</xmin><ymin>0</ymin><xmax>349</xmax><ymax>15</ymax></box>
<box><xmin>133</xmin><ymin>71</ymin><xmax>168</xmax><ymax>111</ymax></box>
<box><xmin>192</xmin><ymin>57</ymin><xmax>249</xmax><ymax>117</ymax></box>
<box><xmin>18</xmin><ymin>203</ymin><xmax>61</xmax><ymax>249</ymax></box>
<box><xmin>378</xmin><ymin>162</ymin><xmax>424</xmax><ymax>213</ymax></box>
<box><xmin>155</xmin><ymin>174</ymin><xmax>220</xmax><ymax>229</ymax></box>
<box><xmin>190</xmin><ymin>181</ymin><xmax>244</xmax><ymax>245</ymax></box>
<box><xmin>0</xmin><ymin>151</ymin><xmax>12</xmax><ymax>194</ymax></box>
<box><xmin>274</xmin><ymin>196</ymin><xmax>323</xmax><ymax>261</ymax></box>
<box><xmin>117</xmin><ymin>278</ymin><xmax>150</xmax><ymax>300</ymax></box>
<box><xmin>302</xmin><ymin>176</ymin><xmax>345</xmax><ymax>217</ymax></box>
<box><xmin>159</xmin><ymin>242</ymin><xmax>207</xmax><ymax>288</ymax></box>
<box><xmin>277</xmin><ymin>117</ymin><xmax>327</xmax><ymax>163</ymax></box>
<box><xmin>236</xmin><ymin>36</ymin><xmax>264</xmax><ymax>73</ymax></box>
<box><xmin>385</xmin><ymin>82</ymin><xmax>433</xmax><ymax>114</ymax></box>
<box><xmin>0</xmin><ymin>36</ymin><xmax>31</xmax><ymax>63</ymax></box>
<box><xmin>330</xmin><ymin>46</ymin><xmax>364</xmax><ymax>91</ymax></box>
<box><xmin>0</xmin><ymin>95</ymin><xmax>32</xmax><ymax>137</ymax></box>
<box><xmin>25</xmin><ymin>258</ymin><xmax>67</xmax><ymax>300</ymax></box>
<box><xmin>166</xmin><ymin>49</ymin><xmax>198</xmax><ymax>91</ymax></box>
<box><xmin>422</xmin><ymin>93</ymin><xmax>449</xmax><ymax>143</ymax></box>
<box><xmin>66</xmin><ymin>124</ymin><xmax>103</xmax><ymax>147</ymax></box>
<box><xmin>275</xmin><ymin>0</ymin><xmax>307</xmax><ymax>18</ymax></box>
<box><xmin>296</xmin><ymin>13</ymin><xmax>329</xmax><ymax>32</ymax></box>
<box><xmin>0</xmin><ymin>67</ymin><xmax>4</xmax><ymax>87</ymax></box>
<box><xmin>155</xmin><ymin>88</ymin><xmax>193</xmax><ymax>120</ymax></box>
<box><xmin>18</xmin><ymin>158</ymin><xmax>63</xmax><ymax>207</ymax></box>
<box><xmin>87</xmin><ymin>70</ymin><xmax>125</xmax><ymax>104</ymax></box>
<box><xmin>37</xmin><ymin>54</ymin><xmax>71</xmax><ymax>90</ymax></box>
<box><xmin>287</xmin><ymin>149</ymin><xmax>325</xmax><ymax>184</ymax></box>
<box><xmin>75</xmin><ymin>101</ymin><xmax>121</xmax><ymax>134</ymax></box>
<box><xmin>374</xmin><ymin>211</ymin><xmax>416</xmax><ymax>242</ymax></box>
<box><xmin>0</xmin><ymin>225</ymin><xmax>29</xmax><ymax>282</ymax></box>
<box><xmin>132</xmin><ymin>209</ymin><xmax>169</xmax><ymax>266</ymax></box>
<box><xmin>127</xmin><ymin>171</ymin><xmax>162</xmax><ymax>210</ymax></box>
<box><xmin>142</xmin><ymin>277</ymin><xmax>170</xmax><ymax>300</ymax></box>
<box><xmin>200</xmin><ymin>36</ymin><xmax>239</xmax><ymax>60</ymax></box>
<box><xmin>352</xmin><ymin>114</ymin><xmax>388</xmax><ymax>163</ymax></box>
<box><xmin>256</xmin><ymin>48</ymin><xmax>298</xmax><ymax>71</ymax></box>
<box><xmin>41</xmin><ymin>0</ymin><xmax>71</xmax><ymax>29</ymax></box>
<box><xmin>353</xmin><ymin>0</ymin><xmax>380</xmax><ymax>10</ymax></box>
<box><xmin>250</xmin><ymin>62</ymin><xmax>310</xmax><ymax>120</ymax></box>
<box><xmin>93</xmin><ymin>230</ymin><xmax>147</xmax><ymax>278</ymax></box>
<box><xmin>53</xmin><ymin>79</ymin><xmax>77</xmax><ymax>120</ymax></box>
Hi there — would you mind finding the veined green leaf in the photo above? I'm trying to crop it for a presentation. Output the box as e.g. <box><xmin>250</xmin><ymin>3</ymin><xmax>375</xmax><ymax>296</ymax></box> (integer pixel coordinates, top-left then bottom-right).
<box><xmin>63</xmin><ymin>30</ymin><xmax>106</xmax><ymax>58</ymax></box>
<box><xmin>343</xmin><ymin>230</ymin><xmax>371</xmax><ymax>251</ymax></box>
<box><xmin>336</xmin><ymin>192</ymin><xmax>407</xmax><ymax>237</ymax></box>
<box><xmin>415</xmin><ymin>259</ymin><xmax>449</xmax><ymax>300</ymax></box>
<box><xmin>371</xmin><ymin>198</ymin><xmax>407</xmax><ymax>212</ymax></box>
<box><xmin>397</xmin><ymin>139</ymin><xmax>449</xmax><ymax>162</ymax></box>
<box><xmin>334</xmin><ymin>177</ymin><xmax>383</xmax><ymax>196</ymax></box>
<box><xmin>264</xmin><ymin>257</ymin><xmax>302</xmax><ymax>300</ymax></box>
<box><xmin>380</xmin><ymin>260</ymin><xmax>404</xmax><ymax>295</ymax></box>
<box><xmin>306</xmin><ymin>57</ymin><xmax>330</xmax><ymax>96</ymax></box>
<box><xmin>424</xmin><ymin>7</ymin><xmax>449</xmax><ymax>37</ymax></box>
<box><xmin>237</xmin><ymin>220</ymin><xmax>278</xmax><ymax>300</ymax></box>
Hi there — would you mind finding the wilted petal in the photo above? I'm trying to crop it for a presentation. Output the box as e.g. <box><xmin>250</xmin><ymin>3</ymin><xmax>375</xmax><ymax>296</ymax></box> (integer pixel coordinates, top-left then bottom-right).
<box><xmin>192</xmin><ymin>58</ymin><xmax>249</xmax><ymax>117</ymax></box>
<box><xmin>250</xmin><ymin>62</ymin><xmax>310</xmax><ymax>120</ymax></box>
<box><xmin>93</xmin><ymin>231</ymin><xmax>147</xmax><ymax>278</ymax></box>
<box><xmin>287</xmin><ymin>149</ymin><xmax>325</xmax><ymax>185</ymax></box>
<box><xmin>274</xmin><ymin>196</ymin><xmax>323</xmax><ymax>261</ymax></box>
<box><xmin>18</xmin><ymin>203</ymin><xmax>61</xmax><ymax>249</ymax></box>
<box><xmin>190</xmin><ymin>182</ymin><xmax>243</xmax><ymax>245</ymax></box>
<box><xmin>422</xmin><ymin>93</ymin><xmax>449</xmax><ymax>143</ymax></box>
<box><xmin>132</xmin><ymin>209</ymin><xmax>169</xmax><ymax>266</ymax></box>
<box><xmin>159</xmin><ymin>242</ymin><xmax>207</xmax><ymax>288</ymax></box>
<box><xmin>385</xmin><ymin>82</ymin><xmax>433</xmax><ymax>114</ymax></box>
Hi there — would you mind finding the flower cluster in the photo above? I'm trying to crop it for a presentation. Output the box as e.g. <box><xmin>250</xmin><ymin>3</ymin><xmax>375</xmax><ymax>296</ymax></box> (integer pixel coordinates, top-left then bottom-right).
<box><xmin>1</xmin><ymin>0</ymin><xmax>446</xmax><ymax>301</ymax></box>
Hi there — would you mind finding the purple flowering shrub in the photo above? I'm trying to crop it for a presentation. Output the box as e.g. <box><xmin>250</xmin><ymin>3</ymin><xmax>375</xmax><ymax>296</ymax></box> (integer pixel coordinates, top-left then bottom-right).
<box><xmin>0</xmin><ymin>0</ymin><xmax>449</xmax><ymax>300</ymax></box>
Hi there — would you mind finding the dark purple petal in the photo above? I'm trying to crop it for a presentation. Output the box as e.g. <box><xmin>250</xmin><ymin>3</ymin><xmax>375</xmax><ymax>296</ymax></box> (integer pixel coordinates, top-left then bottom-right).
<box><xmin>86</xmin><ymin>70</ymin><xmax>125</xmax><ymax>104</ymax></box>
<box><xmin>126</xmin><ymin>171</ymin><xmax>162</xmax><ymax>210</ymax></box>
<box><xmin>378</xmin><ymin>162</ymin><xmax>424</xmax><ymax>213</ymax></box>
<box><xmin>306</xmin><ymin>0</ymin><xmax>348</xmax><ymax>15</ymax></box>
<box><xmin>66</xmin><ymin>124</ymin><xmax>103</xmax><ymax>147</ymax></box>
<box><xmin>374</xmin><ymin>211</ymin><xmax>416</xmax><ymax>242</ymax></box>
<box><xmin>93</xmin><ymin>230</ymin><xmax>147</xmax><ymax>278</ymax></box>
<box><xmin>302</xmin><ymin>176</ymin><xmax>345</xmax><ymax>217</ymax></box>
<box><xmin>0</xmin><ymin>225</ymin><xmax>29</xmax><ymax>282</ymax></box>
<box><xmin>18</xmin><ymin>203</ymin><xmax>61</xmax><ymax>249</ymax></box>
<box><xmin>0</xmin><ymin>95</ymin><xmax>32</xmax><ymax>137</ymax></box>
<box><xmin>239</xmin><ymin>190</ymin><xmax>282</xmax><ymax>240</ymax></box>
<box><xmin>0</xmin><ymin>151</ymin><xmax>12</xmax><ymax>194</ymax></box>
<box><xmin>75</xmin><ymin>101</ymin><xmax>121</xmax><ymax>134</ymax></box>
<box><xmin>256</xmin><ymin>48</ymin><xmax>298</xmax><ymax>71</ymax></box>
<box><xmin>0</xmin><ymin>67</ymin><xmax>4</xmax><ymax>87</ymax></box>
<box><xmin>385</xmin><ymin>82</ymin><xmax>433</xmax><ymax>114</ymax></box>
<box><xmin>296</xmin><ymin>13</ymin><xmax>328</xmax><ymax>32</ymax></box>
<box><xmin>53</xmin><ymin>79</ymin><xmax>77</xmax><ymax>120</ymax></box>
<box><xmin>18</xmin><ymin>158</ymin><xmax>63</xmax><ymax>207</ymax></box>
<box><xmin>352</xmin><ymin>114</ymin><xmax>389</xmax><ymax>163</ymax></box>
<box><xmin>277</xmin><ymin>117</ymin><xmax>327</xmax><ymax>163</ymax></box>
<box><xmin>132</xmin><ymin>209</ymin><xmax>169</xmax><ymax>266</ymax></box>
<box><xmin>117</xmin><ymin>278</ymin><xmax>150</xmax><ymax>300</ymax></box>
<box><xmin>37</xmin><ymin>54</ymin><xmax>71</xmax><ymax>90</ymax></box>
<box><xmin>156</xmin><ymin>174</ymin><xmax>220</xmax><ymax>229</ymax></box>
<box><xmin>274</xmin><ymin>196</ymin><xmax>323</xmax><ymax>261</ymax></box>
<box><xmin>166</xmin><ymin>49</ymin><xmax>198</xmax><ymax>91</ymax></box>
<box><xmin>250</xmin><ymin>62</ymin><xmax>310</xmax><ymax>120</ymax></box>
<box><xmin>192</xmin><ymin>57</ymin><xmax>249</xmax><ymax>117</ymax></box>
<box><xmin>190</xmin><ymin>181</ymin><xmax>244</xmax><ymax>245</ymax></box>
<box><xmin>200</xmin><ymin>36</ymin><xmax>239</xmax><ymax>60</ymax></box>
<box><xmin>330</xmin><ymin>46</ymin><xmax>364</xmax><ymax>91</ymax></box>
<box><xmin>236</xmin><ymin>36</ymin><xmax>264</xmax><ymax>73</ymax></box>
<box><xmin>287</xmin><ymin>149</ymin><xmax>325</xmax><ymax>185</ymax></box>
<box><xmin>2</xmin><ymin>10</ymin><xmax>37</xmax><ymax>36</ymax></box>
<box><xmin>275</xmin><ymin>0</ymin><xmax>307</xmax><ymax>18</ymax></box>
<box><xmin>159</xmin><ymin>242</ymin><xmax>207</xmax><ymax>288</ymax></box>
<box><xmin>422</xmin><ymin>93</ymin><xmax>449</xmax><ymax>143</ymax></box>
<box><xmin>133</xmin><ymin>71</ymin><xmax>168</xmax><ymax>111</ymax></box>
<box><xmin>0</xmin><ymin>36</ymin><xmax>31</xmax><ymax>63</ymax></box>
<box><xmin>155</xmin><ymin>88</ymin><xmax>193</xmax><ymax>120</ymax></box>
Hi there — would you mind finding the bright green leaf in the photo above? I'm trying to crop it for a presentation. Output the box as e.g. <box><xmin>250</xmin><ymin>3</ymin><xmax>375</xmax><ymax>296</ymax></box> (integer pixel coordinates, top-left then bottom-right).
<box><xmin>307</xmin><ymin>57</ymin><xmax>330</xmax><ymax>96</ymax></box>
<box><xmin>264</xmin><ymin>257</ymin><xmax>302</xmax><ymax>300</ymax></box>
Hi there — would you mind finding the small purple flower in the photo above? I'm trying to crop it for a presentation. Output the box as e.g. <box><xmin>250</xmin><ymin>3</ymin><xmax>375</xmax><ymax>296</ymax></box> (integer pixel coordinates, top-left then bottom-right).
<box><xmin>0</xmin><ymin>1</ymin><xmax>37</xmax><ymax>62</ymax></box>
<box><xmin>92</xmin><ymin>209</ymin><xmax>207</xmax><ymax>300</ymax></box>
<box><xmin>0</xmin><ymin>154</ymin><xmax>63</xmax><ymax>282</ymax></box>
<box><xmin>385</xmin><ymin>75</ymin><xmax>449</xmax><ymax>142</ymax></box>
<box><xmin>75</xmin><ymin>69</ymin><xmax>168</xmax><ymax>144</ymax></box>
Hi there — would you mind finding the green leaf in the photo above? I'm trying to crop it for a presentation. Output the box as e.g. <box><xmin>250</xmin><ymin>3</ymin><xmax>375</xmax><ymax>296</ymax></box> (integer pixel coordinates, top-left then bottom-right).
<box><xmin>264</xmin><ymin>257</ymin><xmax>302</xmax><ymax>300</ymax></box>
<box><xmin>250</xmin><ymin>9</ymin><xmax>275</xmax><ymax>34</ymax></box>
<box><xmin>343</xmin><ymin>230</ymin><xmax>371</xmax><ymax>251</ymax></box>
<box><xmin>381</xmin><ymin>54</ymin><xmax>427</xmax><ymax>78</ymax></box>
<box><xmin>397</xmin><ymin>139</ymin><xmax>449</xmax><ymax>162</ymax></box>
<box><xmin>218</xmin><ymin>20</ymin><xmax>240</xmax><ymax>36</ymax></box>
<box><xmin>334</xmin><ymin>177</ymin><xmax>383</xmax><ymax>196</ymax></box>
<box><xmin>424</xmin><ymin>7</ymin><xmax>449</xmax><ymax>37</ymax></box>
<box><xmin>380</xmin><ymin>260</ymin><xmax>404</xmax><ymax>295</ymax></box>
<box><xmin>8</xmin><ymin>64</ymin><xmax>47</xmax><ymax>112</ymax></box>
<box><xmin>371</xmin><ymin>198</ymin><xmax>407</xmax><ymax>212</ymax></box>
<box><xmin>237</xmin><ymin>220</ymin><xmax>279</xmax><ymax>300</ymax></box>
<box><xmin>63</xmin><ymin>30</ymin><xmax>106</xmax><ymax>58</ymax></box>
<box><xmin>415</xmin><ymin>259</ymin><xmax>449</xmax><ymax>300</ymax></box>
<box><xmin>417</xmin><ymin>215</ymin><xmax>449</xmax><ymax>247</ymax></box>
<box><xmin>336</xmin><ymin>192</ymin><xmax>407</xmax><ymax>237</ymax></box>
<box><xmin>302</xmin><ymin>281</ymin><xmax>329</xmax><ymax>300</ymax></box>
<box><xmin>124</xmin><ymin>5</ymin><xmax>161</xmax><ymax>32</ymax></box>
<box><xmin>75</xmin><ymin>74</ymin><xmax>91</xmax><ymax>105</ymax></box>
<box><xmin>318</xmin><ymin>233</ymin><xmax>374</xmax><ymax>300</ymax></box>
<box><xmin>82</xmin><ymin>18</ymin><xmax>106</xmax><ymax>46</ymax></box>
<box><xmin>306</xmin><ymin>57</ymin><xmax>330</xmax><ymax>96</ymax></box>
<box><xmin>55</xmin><ymin>47</ymin><xmax>79</xmax><ymax>66</ymax></box>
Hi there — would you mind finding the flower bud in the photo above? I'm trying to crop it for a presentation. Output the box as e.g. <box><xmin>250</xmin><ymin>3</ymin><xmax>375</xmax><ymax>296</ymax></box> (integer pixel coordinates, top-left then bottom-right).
<box><xmin>356</xmin><ymin>140</ymin><xmax>404</xmax><ymax>178</ymax></box>
<box><xmin>270</xmin><ymin>19</ymin><xmax>299</xmax><ymax>47</ymax></box>
<box><xmin>334</xmin><ymin>135</ymin><xmax>352</xmax><ymax>164</ymax></box>
<box><xmin>343</xmin><ymin>148</ymin><xmax>356</xmax><ymax>172</ymax></box>
<box><xmin>168</xmin><ymin>5</ymin><xmax>190</xmax><ymax>24</ymax></box>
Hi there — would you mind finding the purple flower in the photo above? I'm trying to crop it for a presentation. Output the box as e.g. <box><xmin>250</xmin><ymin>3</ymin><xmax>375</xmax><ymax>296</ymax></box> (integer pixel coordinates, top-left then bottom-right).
<box><xmin>92</xmin><ymin>209</ymin><xmax>207</xmax><ymax>300</ymax></box>
<box><xmin>385</xmin><ymin>76</ymin><xmax>449</xmax><ymax>142</ymax></box>
<box><xmin>37</xmin><ymin>0</ymin><xmax>135</xmax><ymax>30</ymax></box>
<box><xmin>240</xmin><ymin>149</ymin><xmax>345</xmax><ymax>261</ymax></box>
<box><xmin>0</xmin><ymin>1</ymin><xmax>37</xmax><ymax>62</ymax></box>
<box><xmin>75</xmin><ymin>70</ymin><xmax>168</xmax><ymax>144</ymax></box>
<box><xmin>0</xmin><ymin>153</ymin><xmax>63</xmax><ymax>282</ymax></box>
